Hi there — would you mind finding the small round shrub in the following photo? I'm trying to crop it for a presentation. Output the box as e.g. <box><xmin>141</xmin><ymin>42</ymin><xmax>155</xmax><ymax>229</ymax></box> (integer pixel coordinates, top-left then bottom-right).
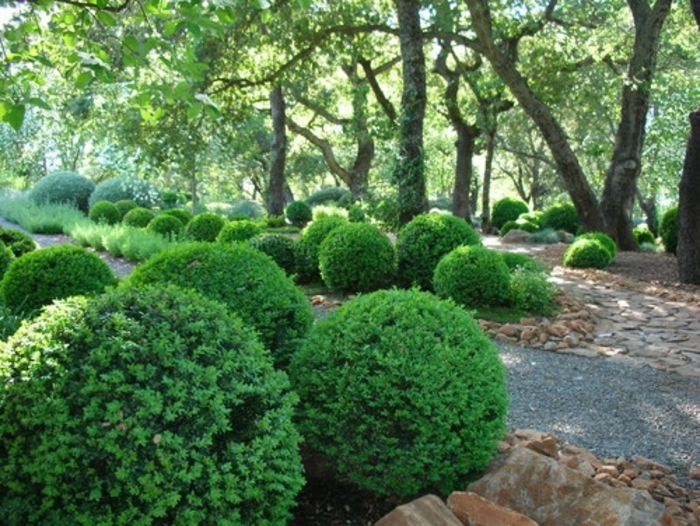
<box><xmin>114</xmin><ymin>199</ymin><xmax>138</xmax><ymax>219</ymax></box>
<box><xmin>542</xmin><ymin>202</ymin><xmax>580</xmax><ymax>234</ymax></box>
<box><xmin>248</xmin><ymin>234</ymin><xmax>297</xmax><ymax>275</ymax></box>
<box><xmin>29</xmin><ymin>171</ymin><xmax>95</xmax><ymax>213</ymax></box>
<box><xmin>660</xmin><ymin>206</ymin><xmax>679</xmax><ymax>255</ymax></box>
<box><xmin>184</xmin><ymin>212</ymin><xmax>227</xmax><ymax>242</ymax></box>
<box><xmin>347</xmin><ymin>204</ymin><xmax>367</xmax><ymax>223</ymax></box>
<box><xmin>216</xmin><ymin>219</ymin><xmax>264</xmax><ymax>243</ymax></box>
<box><xmin>229</xmin><ymin>199</ymin><xmax>264</xmax><ymax>219</ymax></box>
<box><xmin>562</xmin><ymin>238</ymin><xmax>613</xmax><ymax>269</ymax></box>
<box><xmin>122</xmin><ymin>206</ymin><xmax>156</xmax><ymax>228</ymax></box>
<box><xmin>305</xmin><ymin>187</ymin><xmax>353</xmax><ymax>207</ymax></box>
<box><xmin>147</xmin><ymin>214</ymin><xmax>184</xmax><ymax>239</ymax></box>
<box><xmin>396</xmin><ymin>213</ymin><xmax>481</xmax><ymax>291</ymax></box>
<box><xmin>577</xmin><ymin>231</ymin><xmax>617</xmax><ymax>258</ymax></box>
<box><xmin>499</xmin><ymin>252</ymin><xmax>547</xmax><ymax>273</ymax></box>
<box><xmin>88</xmin><ymin>200</ymin><xmax>121</xmax><ymax>225</ymax></box>
<box><xmin>285</xmin><ymin>200</ymin><xmax>313</xmax><ymax>227</ymax></box>
<box><xmin>289</xmin><ymin>288</ymin><xmax>508</xmax><ymax>497</ymax></box>
<box><xmin>491</xmin><ymin>197</ymin><xmax>529</xmax><ymax>229</ymax></box>
<box><xmin>1</xmin><ymin>244</ymin><xmax>118</xmax><ymax>315</ymax></box>
<box><xmin>0</xmin><ymin>285</ymin><xmax>304</xmax><ymax>525</ymax></box>
<box><xmin>294</xmin><ymin>215</ymin><xmax>348</xmax><ymax>283</ymax></box>
<box><xmin>519</xmin><ymin>211</ymin><xmax>544</xmax><ymax>227</ymax></box>
<box><xmin>126</xmin><ymin>242</ymin><xmax>313</xmax><ymax>366</ymax></box>
<box><xmin>433</xmin><ymin>245</ymin><xmax>511</xmax><ymax>308</ymax></box>
<box><xmin>160</xmin><ymin>207</ymin><xmax>193</xmax><ymax>226</ymax></box>
<box><xmin>633</xmin><ymin>226</ymin><xmax>656</xmax><ymax>246</ymax></box>
<box><xmin>0</xmin><ymin>242</ymin><xmax>15</xmax><ymax>278</ymax></box>
<box><xmin>318</xmin><ymin>223</ymin><xmax>396</xmax><ymax>293</ymax></box>
<box><xmin>88</xmin><ymin>176</ymin><xmax>161</xmax><ymax>208</ymax></box>
<box><xmin>499</xmin><ymin>219</ymin><xmax>538</xmax><ymax>237</ymax></box>
<box><xmin>509</xmin><ymin>267</ymin><xmax>556</xmax><ymax>315</ymax></box>
<box><xmin>0</xmin><ymin>228</ymin><xmax>37</xmax><ymax>257</ymax></box>
<box><xmin>266</xmin><ymin>214</ymin><xmax>286</xmax><ymax>228</ymax></box>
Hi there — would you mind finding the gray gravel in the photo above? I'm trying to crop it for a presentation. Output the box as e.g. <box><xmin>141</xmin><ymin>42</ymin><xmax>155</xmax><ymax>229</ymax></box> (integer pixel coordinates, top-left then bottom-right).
<box><xmin>500</xmin><ymin>344</ymin><xmax>700</xmax><ymax>479</ymax></box>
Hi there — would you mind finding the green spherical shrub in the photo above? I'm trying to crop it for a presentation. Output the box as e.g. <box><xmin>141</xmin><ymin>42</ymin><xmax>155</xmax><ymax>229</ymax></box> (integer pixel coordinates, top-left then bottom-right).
<box><xmin>396</xmin><ymin>213</ymin><xmax>481</xmax><ymax>291</ymax></box>
<box><xmin>146</xmin><ymin>214</ymin><xmax>183</xmax><ymax>239</ymax></box>
<box><xmin>519</xmin><ymin>211</ymin><xmax>544</xmax><ymax>227</ymax></box>
<box><xmin>289</xmin><ymin>288</ymin><xmax>508</xmax><ymax>497</ymax></box>
<box><xmin>122</xmin><ymin>206</ymin><xmax>156</xmax><ymax>228</ymax></box>
<box><xmin>126</xmin><ymin>242</ymin><xmax>313</xmax><ymax>366</ymax></box>
<box><xmin>577</xmin><ymin>231</ymin><xmax>617</xmax><ymax>258</ymax></box>
<box><xmin>305</xmin><ymin>187</ymin><xmax>353</xmax><ymax>208</ymax></box>
<box><xmin>1</xmin><ymin>244</ymin><xmax>118</xmax><ymax>315</ymax></box>
<box><xmin>88</xmin><ymin>176</ymin><xmax>161</xmax><ymax>208</ymax></box>
<box><xmin>184</xmin><ymin>212</ymin><xmax>226</xmax><ymax>242</ymax></box>
<box><xmin>499</xmin><ymin>252</ymin><xmax>547</xmax><ymax>274</ymax></box>
<box><xmin>0</xmin><ymin>285</ymin><xmax>304</xmax><ymax>525</ymax></box>
<box><xmin>29</xmin><ymin>171</ymin><xmax>95</xmax><ymax>213</ymax></box>
<box><xmin>285</xmin><ymin>200</ymin><xmax>313</xmax><ymax>228</ymax></box>
<box><xmin>660</xmin><ymin>206</ymin><xmax>679</xmax><ymax>255</ymax></box>
<box><xmin>499</xmin><ymin>219</ymin><xmax>538</xmax><ymax>237</ymax></box>
<box><xmin>160</xmin><ymin>207</ymin><xmax>193</xmax><ymax>226</ymax></box>
<box><xmin>266</xmin><ymin>214</ymin><xmax>286</xmax><ymax>228</ymax></box>
<box><xmin>563</xmin><ymin>238</ymin><xmax>613</xmax><ymax>269</ymax></box>
<box><xmin>88</xmin><ymin>200</ymin><xmax>121</xmax><ymax>225</ymax></box>
<box><xmin>294</xmin><ymin>215</ymin><xmax>348</xmax><ymax>283</ymax></box>
<box><xmin>248</xmin><ymin>234</ymin><xmax>297</xmax><ymax>275</ymax></box>
<box><xmin>491</xmin><ymin>197</ymin><xmax>529</xmax><ymax>230</ymax></box>
<box><xmin>433</xmin><ymin>245</ymin><xmax>511</xmax><ymax>308</ymax></box>
<box><xmin>509</xmin><ymin>267</ymin><xmax>556</xmax><ymax>315</ymax></box>
<box><xmin>0</xmin><ymin>228</ymin><xmax>37</xmax><ymax>257</ymax></box>
<box><xmin>542</xmin><ymin>202</ymin><xmax>580</xmax><ymax>234</ymax></box>
<box><xmin>347</xmin><ymin>204</ymin><xmax>367</xmax><ymax>223</ymax></box>
<box><xmin>229</xmin><ymin>199</ymin><xmax>264</xmax><ymax>219</ymax></box>
<box><xmin>0</xmin><ymin>242</ymin><xmax>15</xmax><ymax>279</ymax></box>
<box><xmin>318</xmin><ymin>223</ymin><xmax>396</xmax><ymax>293</ymax></box>
<box><xmin>633</xmin><ymin>226</ymin><xmax>656</xmax><ymax>246</ymax></box>
<box><xmin>216</xmin><ymin>219</ymin><xmax>264</xmax><ymax>243</ymax></box>
<box><xmin>114</xmin><ymin>199</ymin><xmax>138</xmax><ymax>219</ymax></box>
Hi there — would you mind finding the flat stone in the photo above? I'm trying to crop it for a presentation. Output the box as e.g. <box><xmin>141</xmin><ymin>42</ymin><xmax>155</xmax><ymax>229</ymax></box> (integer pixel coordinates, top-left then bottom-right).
<box><xmin>447</xmin><ymin>491</ymin><xmax>538</xmax><ymax>526</ymax></box>
<box><xmin>375</xmin><ymin>494</ymin><xmax>462</xmax><ymax>526</ymax></box>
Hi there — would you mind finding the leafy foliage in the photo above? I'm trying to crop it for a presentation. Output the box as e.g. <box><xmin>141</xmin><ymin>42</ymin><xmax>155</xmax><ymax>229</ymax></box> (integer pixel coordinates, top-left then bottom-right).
<box><xmin>126</xmin><ymin>242</ymin><xmax>312</xmax><ymax>366</ymax></box>
<box><xmin>184</xmin><ymin>212</ymin><xmax>226</xmax><ymax>242</ymax></box>
<box><xmin>499</xmin><ymin>219</ymin><xmax>539</xmax><ymax>236</ymax></box>
<box><xmin>541</xmin><ymin>202</ymin><xmax>580</xmax><ymax>234</ymax></box>
<box><xmin>0</xmin><ymin>228</ymin><xmax>37</xmax><ymax>257</ymax></box>
<box><xmin>305</xmin><ymin>187</ymin><xmax>353</xmax><ymax>207</ymax></box>
<box><xmin>0</xmin><ymin>243</ymin><xmax>15</xmax><ymax>279</ymax></box>
<box><xmin>396</xmin><ymin>213</ymin><xmax>481</xmax><ymax>291</ymax></box>
<box><xmin>1</xmin><ymin>244</ymin><xmax>118</xmax><ymax>315</ymax></box>
<box><xmin>289</xmin><ymin>289</ymin><xmax>508</xmax><ymax>497</ymax></box>
<box><xmin>216</xmin><ymin>219</ymin><xmax>263</xmax><ymax>243</ymax></box>
<box><xmin>318</xmin><ymin>223</ymin><xmax>396</xmax><ymax>293</ymax></box>
<box><xmin>294</xmin><ymin>215</ymin><xmax>348</xmax><ymax>283</ymax></box>
<box><xmin>146</xmin><ymin>214</ymin><xmax>183</xmax><ymax>239</ymax></box>
<box><xmin>577</xmin><ymin>232</ymin><xmax>617</xmax><ymax>258</ymax></box>
<box><xmin>29</xmin><ymin>171</ymin><xmax>95</xmax><ymax>213</ymax></box>
<box><xmin>499</xmin><ymin>252</ymin><xmax>547</xmax><ymax>273</ymax></box>
<box><xmin>508</xmin><ymin>268</ymin><xmax>556</xmax><ymax>315</ymax></box>
<box><xmin>159</xmin><ymin>208</ymin><xmax>193</xmax><ymax>226</ymax></box>
<box><xmin>88</xmin><ymin>176</ymin><xmax>162</xmax><ymax>209</ymax></box>
<box><xmin>526</xmin><ymin>227</ymin><xmax>562</xmax><ymax>244</ymax></box>
<box><xmin>563</xmin><ymin>238</ymin><xmax>613</xmax><ymax>269</ymax></box>
<box><xmin>122</xmin><ymin>207</ymin><xmax>156</xmax><ymax>228</ymax></box>
<box><xmin>491</xmin><ymin>197</ymin><xmax>529</xmax><ymax>229</ymax></box>
<box><xmin>0</xmin><ymin>286</ymin><xmax>304</xmax><ymax>525</ymax></box>
<box><xmin>660</xmin><ymin>206</ymin><xmax>679</xmax><ymax>254</ymax></box>
<box><xmin>114</xmin><ymin>199</ymin><xmax>138</xmax><ymax>219</ymax></box>
<box><xmin>229</xmin><ymin>199</ymin><xmax>264</xmax><ymax>219</ymax></box>
<box><xmin>88</xmin><ymin>200</ymin><xmax>121</xmax><ymax>225</ymax></box>
<box><xmin>285</xmin><ymin>201</ymin><xmax>313</xmax><ymax>228</ymax></box>
<box><xmin>248</xmin><ymin>234</ymin><xmax>297</xmax><ymax>275</ymax></box>
<box><xmin>633</xmin><ymin>226</ymin><xmax>656</xmax><ymax>245</ymax></box>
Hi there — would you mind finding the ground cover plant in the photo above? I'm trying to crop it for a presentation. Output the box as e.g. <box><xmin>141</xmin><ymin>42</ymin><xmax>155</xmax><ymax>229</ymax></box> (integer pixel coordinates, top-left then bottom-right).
<box><xmin>0</xmin><ymin>285</ymin><xmax>304</xmax><ymax>525</ymax></box>
<box><xmin>0</xmin><ymin>194</ymin><xmax>88</xmax><ymax>234</ymax></box>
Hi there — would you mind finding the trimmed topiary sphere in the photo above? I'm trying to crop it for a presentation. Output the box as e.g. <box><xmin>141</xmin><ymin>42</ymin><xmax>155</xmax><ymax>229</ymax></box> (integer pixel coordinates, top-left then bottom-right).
<box><xmin>433</xmin><ymin>245</ymin><xmax>511</xmax><ymax>308</ymax></box>
<box><xmin>160</xmin><ymin>207</ymin><xmax>193</xmax><ymax>226</ymax></box>
<box><xmin>660</xmin><ymin>206</ymin><xmax>679</xmax><ymax>255</ymax></box>
<box><xmin>289</xmin><ymin>288</ymin><xmax>508</xmax><ymax>497</ymax></box>
<box><xmin>633</xmin><ymin>226</ymin><xmax>655</xmax><ymax>245</ymax></box>
<box><xmin>184</xmin><ymin>212</ymin><xmax>226</xmax><ymax>242</ymax></box>
<box><xmin>88</xmin><ymin>176</ymin><xmax>161</xmax><ymax>208</ymax></box>
<box><xmin>318</xmin><ymin>223</ymin><xmax>396</xmax><ymax>293</ymax></box>
<box><xmin>499</xmin><ymin>252</ymin><xmax>547</xmax><ymax>274</ymax></box>
<box><xmin>491</xmin><ymin>197</ymin><xmax>529</xmax><ymax>230</ymax></box>
<box><xmin>114</xmin><ymin>199</ymin><xmax>138</xmax><ymax>219</ymax></box>
<box><xmin>577</xmin><ymin>231</ymin><xmax>617</xmax><ymax>258</ymax></box>
<box><xmin>88</xmin><ymin>200</ymin><xmax>121</xmax><ymax>225</ymax></box>
<box><xmin>542</xmin><ymin>202</ymin><xmax>580</xmax><ymax>234</ymax></box>
<box><xmin>294</xmin><ymin>215</ymin><xmax>348</xmax><ymax>283</ymax></box>
<box><xmin>248</xmin><ymin>234</ymin><xmax>296</xmax><ymax>275</ymax></box>
<box><xmin>0</xmin><ymin>285</ymin><xmax>304</xmax><ymax>525</ymax></box>
<box><xmin>29</xmin><ymin>171</ymin><xmax>95</xmax><ymax>213</ymax></box>
<box><xmin>126</xmin><ymin>242</ymin><xmax>312</xmax><ymax>366</ymax></box>
<box><xmin>0</xmin><ymin>228</ymin><xmax>37</xmax><ymax>257</ymax></box>
<box><xmin>146</xmin><ymin>214</ymin><xmax>183</xmax><ymax>239</ymax></box>
<box><xmin>1</xmin><ymin>244</ymin><xmax>118</xmax><ymax>315</ymax></box>
<box><xmin>122</xmin><ymin>206</ymin><xmax>156</xmax><ymax>228</ymax></box>
<box><xmin>396</xmin><ymin>213</ymin><xmax>481</xmax><ymax>291</ymax></box>
<box><xmin>499</xmin><ymin>219</ymin><xmax>538</xmax><ymax>237</ymax></box>
<box><xmin>563</xmin><ymin>238</ymin><xmax>613</xmax><ymax>269</ymax></box>
<box><xmin>217</xmin><ymin>219</ymin><xmax>263</xmax><ymax>243</ymax></box>
<box><xmin>285</xmin><ymin>200</ymin><xmax>313</xmax><ymax>228</ymax></box>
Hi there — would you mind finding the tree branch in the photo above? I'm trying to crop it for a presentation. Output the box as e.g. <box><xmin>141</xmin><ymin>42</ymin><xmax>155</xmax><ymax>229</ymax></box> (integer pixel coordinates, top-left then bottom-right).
<box><xmin>358</xmin><ymin>57</ymin><xmax>398</xmax><ymax>122</ymax></box>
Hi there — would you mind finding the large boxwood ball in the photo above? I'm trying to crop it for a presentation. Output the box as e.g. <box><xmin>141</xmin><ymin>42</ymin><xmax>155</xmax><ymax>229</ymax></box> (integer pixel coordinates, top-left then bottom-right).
<box><xmin>318</xmin><ymin>222</ymin><xmax>396</xmax><ymax>293</ymax></box>
<box><xmin>576</xmin><ymin>231</ymin><xmax>617</xmax><ymax>258</ymax></box>
<box><xmin>491</xmin><ymin>197</ymin><xmax>529</xmax><ymax>230</ymax></box>
<box><xmin>0</xmin><ymin>285</ymin><xmax>304</xmax><ymax>525</ymax></box>
<box><xmin>433</xmin><ymin>245</ymin><xmax>511</xmax><ymax>308</ymax></box>
<box><xmin>146</xmin><ymin>214</ymin><xmax>183</xmax><ymax>239</ymax></box>
<box><xmin>0</xmin><ymin>227</ymin><xmax>37</xmax><ymax>257</ymax></box>
<box><xmin>563</xmin><ymin>238</ymin><xmax>613</xmax><ymax>269</ymax></box>
<box><xmin>160</xmin><ymin>207</ymin><xmax>193</xmax><ymax>226</ymax></box>
<box><xmin>289</xmin><ymin>289</ymin><xmax>508</xmax><ymax>497</ymax></box>
<box><xmin>659</xmin><ymin>206</ymin><xmax>678</xmax><ymax>255</ymax></box>
<box><xmin>248</xmin><ymin>234</ymin><xmax>296</xmax><ymax>275</ymax></box>
<box><xmin>125</xmin><ymin>242</ymin><xmax>312</xmax><ymax>366</ymax></box>
<box><xmin>88</xmin><ymin>200</ymin><xmax>121</xmax><ymax>225</ymax></box>
<box><xmin>542</xmin><ymin>202</ymin><xmax>580</xmax><ymax>234</ymax></box>
<box><xmin>1</xmin><ymin>244</ymin><xmax>118</xmax><ymax>315</ymax></box>
<box><xmin>122</xmin><ymin>206</ymin><xmax>156</xmax><ymax>228</ymax></box>
<box><xmin>294</xmin><ymin>215</ymin><xmax>348</xmax><ymax>283</ymax></box>
<box><xmin>29</xmin><ymin>171</ymin><xmax>95</xmax><ymax>213</ymax></box>
<box><xmin>216</xmin><ymin>219</ymin><xmax>263</xmax><ymax>243</ymax></box>
<box><xmin>285</xmin><ymin>200</ymin><xmax>313</xmax><ymax>227</ymax></box>
<box><xmin>396</xmin><ymin>213</ymin><xmax>481</xmax><ymax>291</ymax></box>
<box><xmin>184</xmin><ymin>212</ymin><xmax>226</xmax><ymax>242</ymax></box>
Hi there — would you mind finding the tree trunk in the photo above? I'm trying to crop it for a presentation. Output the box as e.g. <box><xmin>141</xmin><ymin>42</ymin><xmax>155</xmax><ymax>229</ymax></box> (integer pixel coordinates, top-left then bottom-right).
<box><xmin>600</xmin><ymin>0</ymin><xmax>672</xmax><ymax>250</ymax></box>
<box><xmin>678</xmin><ymin>108</ymin><xmax>700</xmax><ymax>284</ymax></box>
<box><xmin>481</xmin><ymin>129</ymin><xmax>496</xmax><ymax>233</ymax></box>
<box><xmin>268</xmin><ymin>85</ymin><xmax>287</xmax><ymax>216</ymax></box>
<box><xmin>393</xmin><ymin>0</ymin><xmax>427</xmax><ymax>225</ymax></box>
<box><xmin>452</xmin><ymin>123</ymin><xmax>477</xmax><ymax>222</ymax></box>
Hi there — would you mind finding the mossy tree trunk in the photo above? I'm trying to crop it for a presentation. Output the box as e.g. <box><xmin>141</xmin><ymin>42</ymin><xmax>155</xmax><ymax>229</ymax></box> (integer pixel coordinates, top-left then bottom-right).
<box><xmin>268</xmin><ymin>85</ymin><xmax>287</xmax><ymax>217</ymax></box>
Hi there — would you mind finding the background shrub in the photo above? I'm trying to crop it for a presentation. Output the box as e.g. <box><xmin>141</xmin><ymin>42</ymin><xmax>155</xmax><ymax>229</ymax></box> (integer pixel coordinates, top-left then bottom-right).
<box><xmin>29</xmin><ymin>171</ymin><xmax>95</xmax><ymax>213</ymax></box>
<box><xmin>633</xmin><ymin>226</ymin><xmax>656</xmax><ymax>246</ymax></box>
<box><xmin>114</xmin><ymin>199</ymin><xmax>138</xmax><ymax>219</ymax></box>
<box><xmin>396</xmin><ymin>213</ymin><xmax>481</xmax><ymax>291</ymax></box>
<box><xmin>88</xmin><ymin>200</ymin><xmax>121</xmax><ymax>225</ymax></box>
<box><xmin>305</xmin><ymin>187</ymin><xmax>353</xmax><ymax>208</ymax></box>
<box><xmin>0</xmin><ymin>286</ymin><xmax>304</xmax><ymax>525</ymax></box>
<box><xmin>160</xmin><ymin>207</ymin><xmax>192</xmax><ymax>226</ymax></box>
<box><xmin>126</xmin><ymin>242</ymin><xmax>313</xmax><ymax>366</ymax></box>
<box><xmin>499</xmin><ymin>252</ymin><xmax>547</xmax><ymax>273</ymax></box>
<box><xmin>576</xmin><ymin>231</ymin><xmax>617</xmax><ymax>258</ymax></box>
<box><xmin>294</xmin><ymin>215</ymin><xmax>348</xmax><ymax>283</ymax></box>
<box><xmin>122</xmin><ymin>206</ymin><xmax>156</xmax><ymax>228</ymax></box>
<box><xmin>433</xmin><ymin>245</ymin><xmax>511</xmax><ymax>308</ymax></box>
<box><xmin>289</xmin><ymin>288</ymin><xmax>508</xmax><ymax>497</ymax></box>
<box><xmin>228</xmin><ymin>199</ymin><xmax>264</xmax><ymax>219</ymax></box>
<box><xmin>88</xmin><ymin>176</ymin><xmax>161</xmax><ymax>208</ymax></box>
<box><xmin>217</xmin><ymin>219</ymin><xmax>263</xmax><ymax>243</ymax></box>
<box><xmin>519</xmin><ymin>211</ymin><xmax>544</xmax><ymax>227</ymax></box>
<box><xmin>526</xmin><ymin>227</ymin><xmax>562</xmax><ymax>244</ymax></box>
<box><xmin>1</xmin><ymin>244</ymin><xmax>118</xmax><ymax>315</ymax></box>
<box><xmin>146</xmin><ymin>214</ymin><xmax>183</xmax><ymax>239</ymax></box>
<box><xmin>184</xmin><ymin>212</ymin><xmax>226</xmax><ymax>242</ymax></box>
<box><xmin>248</xmin><ymin>234</ymin><xmax>296</xmax><ymax>275</ymax></box>
<box><xmin>347</xmin><ymin>204</ymin><xmax>367</xmax><ymax>223</ymax></box>
<box><xmin>660</xmin><ymin>206</ymin><xmax>679</xmax><ymax>255</ymax></box>
<box><xmin>491</xmin><ymin>197</ymin><xmax>529</xmax><ymax>229</ymax></box>
<box><xmin>499</xmin><ymin>219</ymin><xmax>538</xmax><ymax>237</ymax></box>
<box><xmin>542</xmin><ymin>202</ymin><xmax>580</xmax><ymax>234</ymax></box>
<box><xmin>318</xmin><ymin>223</ymin><xmax>396</xmax><ymax>293</ymax></box>
<box><xmin>266</xmin><ymin>214</ymin><xmax>286</xmax><ymax>228</ymax></box>
<box><xmin>563</xmin><ymin>238</ymin><xmax>613</xmax><ymax>269</ymax></box>
<box><xmin>0</xmin><ymin>227</ymin><xmax>37</xmax><ymax>257</ymax></box>
<box><xmin>509</xmin><ymin>267</ymin><xmax>556</xmax><ymax>315</ymax></box>
<box><xmin>285</xmin><ymin>200</ymin><xmax>313</xmax><ymax>227</ymax></box>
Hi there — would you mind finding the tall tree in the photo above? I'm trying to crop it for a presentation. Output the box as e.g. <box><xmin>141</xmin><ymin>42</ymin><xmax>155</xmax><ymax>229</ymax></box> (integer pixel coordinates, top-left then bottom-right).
<box><xmin>268</xmin><ymin>85</ymin><xmax>287</xmax><ymax>216</ymax></box>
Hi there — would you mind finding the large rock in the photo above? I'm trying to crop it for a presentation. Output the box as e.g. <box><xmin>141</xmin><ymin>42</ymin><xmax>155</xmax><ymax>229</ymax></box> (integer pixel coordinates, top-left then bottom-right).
<box><xmin>468</xmin><ymin>447</ymin><xmax>675</xmax><ymax>526</ymax></box>
<box><xmin>447</xmin><ymin>491</ymin><xmax>538</xmax><ymax>526</ymax></box>
<box><xmin>374</xmin><ymin>494</ymin><xmax>462</xmax><ymax>526</ymax></box>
